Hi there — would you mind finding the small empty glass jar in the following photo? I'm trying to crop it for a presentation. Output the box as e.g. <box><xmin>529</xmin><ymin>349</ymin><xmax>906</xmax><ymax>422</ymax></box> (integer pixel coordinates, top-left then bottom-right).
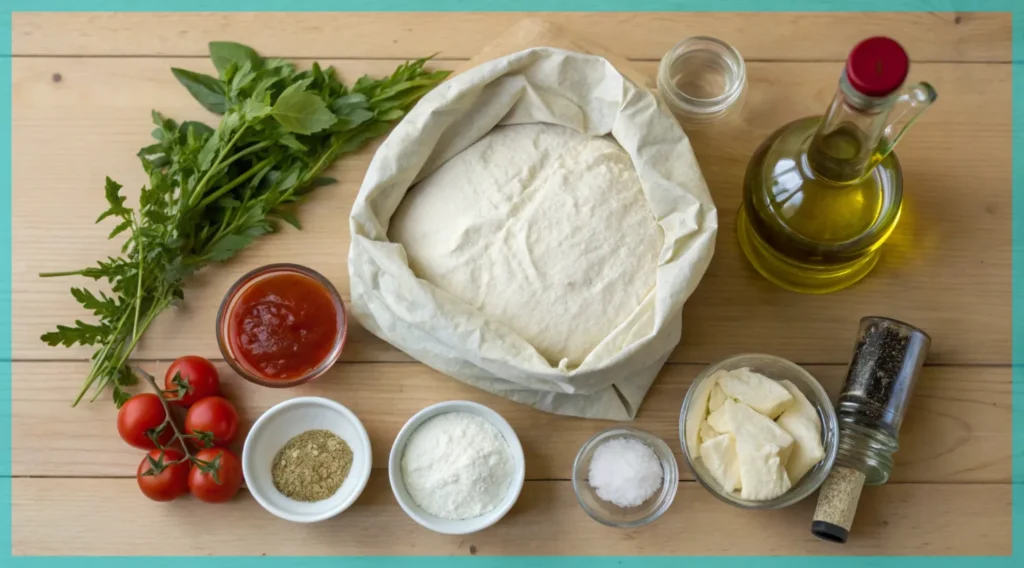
<box><xmin>657</xmin><ymin>36</ymin><xmax>747</xmax><ymax>127</ymax></box>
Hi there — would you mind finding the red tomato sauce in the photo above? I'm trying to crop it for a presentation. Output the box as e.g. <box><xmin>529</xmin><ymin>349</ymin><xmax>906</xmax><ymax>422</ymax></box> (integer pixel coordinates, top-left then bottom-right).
<box><xmin>227</xmin><ymin>272</ymin><xmax>339</xmax><ymax>381</ymax></box>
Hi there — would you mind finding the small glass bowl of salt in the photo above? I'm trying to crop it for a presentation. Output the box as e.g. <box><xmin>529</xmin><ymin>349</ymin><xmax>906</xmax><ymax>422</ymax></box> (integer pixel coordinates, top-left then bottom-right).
<box><xmin>572</xmin><ymin>427</ymin><xmax>679</xmax><ymax>528</ymax></box>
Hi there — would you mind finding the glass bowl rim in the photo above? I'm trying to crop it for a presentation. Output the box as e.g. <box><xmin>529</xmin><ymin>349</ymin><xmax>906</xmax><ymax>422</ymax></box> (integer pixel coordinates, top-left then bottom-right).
<box><xmin>678</xmin><ymin>352</ymin><xmax>840</xmax><ymax>510</ymax></box>
<box><xmin>216</xmin><ymin>262</ymin><xmax>348</xmax><ymax>388</ymax></box>
<box><xmin>657</xmin><ymin>35</ymin><xmax>747</xmax><ymax>117</ymax></box>
<box><xmin>571</xmin><ymin>426</ymin><xmax>680</xmax><ymax>528</ymax></box>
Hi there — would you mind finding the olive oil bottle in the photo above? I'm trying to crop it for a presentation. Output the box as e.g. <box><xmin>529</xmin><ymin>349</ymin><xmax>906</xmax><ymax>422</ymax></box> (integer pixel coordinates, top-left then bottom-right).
<box><xmin>737</xmin><ymin>37</ymin><xmax>937</xmax><ymax>293</ymax></box>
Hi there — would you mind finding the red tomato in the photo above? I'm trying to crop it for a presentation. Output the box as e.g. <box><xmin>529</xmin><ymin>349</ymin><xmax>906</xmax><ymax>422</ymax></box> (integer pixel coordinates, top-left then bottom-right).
<box><xmin>117</xmin><ymin>393</ymin><xmax>173</xmax><ymax>449</ymax></box>
<box><xmin>189</xmin><ymin>448</ymin><xmax>242</xmax><ymax>503</ymax></box>
<box><xmin>184</xmin><ymin>396</ymin><xmax>239</xmax><ymax>447</ymax></box>
<box><xmin>137</xmin><ymin>448</ymin><xmax>190</xmax><ymax>502</ymax></box>
<box><xmin>164</xmin><ymin>355</ymin><xmax>220</xmax><ymax>407</ymax></box>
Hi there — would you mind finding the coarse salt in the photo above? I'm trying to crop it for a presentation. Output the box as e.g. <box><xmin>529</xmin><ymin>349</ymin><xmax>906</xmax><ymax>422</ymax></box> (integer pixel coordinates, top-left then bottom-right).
<box><xmin>588</xmin><ymin>436</ymin><xmax>663</xmax><ymax>508</ymax></box>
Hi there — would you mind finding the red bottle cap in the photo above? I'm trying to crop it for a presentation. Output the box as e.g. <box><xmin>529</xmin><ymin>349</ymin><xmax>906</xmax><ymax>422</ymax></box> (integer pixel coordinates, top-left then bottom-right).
<box><xmin>845</xmin><ymin>37</ymin><xmax>909</xmax><ymax>97</ymax></box>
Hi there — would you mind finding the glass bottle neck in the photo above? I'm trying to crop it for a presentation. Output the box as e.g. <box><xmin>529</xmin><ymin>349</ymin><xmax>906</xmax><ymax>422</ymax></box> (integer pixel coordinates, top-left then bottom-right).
<box><xmin>806</xmin><ymin>72</ymin><xmax>895</xmax><ymax>184</ymax></box>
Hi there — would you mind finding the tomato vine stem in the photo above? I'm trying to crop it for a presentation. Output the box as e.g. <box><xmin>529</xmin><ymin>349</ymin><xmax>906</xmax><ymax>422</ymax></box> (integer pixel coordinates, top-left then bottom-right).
<box><xmin>132</xmin><ymin>366</ymin><xmax>220</xmax><ymax>477</ymax></box>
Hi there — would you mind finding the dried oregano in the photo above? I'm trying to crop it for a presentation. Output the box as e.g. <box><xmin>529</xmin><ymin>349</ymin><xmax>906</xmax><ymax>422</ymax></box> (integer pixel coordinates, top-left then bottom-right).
<box><xmin>272</xmin><ymin>429</ymin><xmax>353</xmax><ymax>502</ymax></box>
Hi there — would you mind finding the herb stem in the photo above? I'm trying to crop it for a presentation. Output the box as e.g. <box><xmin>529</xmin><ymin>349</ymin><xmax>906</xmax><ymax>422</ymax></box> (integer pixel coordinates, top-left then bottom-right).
<box><xmin>39</xmin><ymin>270</ymin><xmax>88</xmax><ymax>278</ymax></box>
<box><xmin>73</xmin><ymin>306</ymin><xmax>134</xmax><ymax>406</ymax></box>
<box><xmin>189</xmin><ymin>125</ymin><xmax>249</xmax><ymax>208</ymax></box>
<box><xmin>305</xmin><ymin>131</ymin><xmax>354</xmax><ymax>184</ymax></box>
<box><xmin>89</xmin><ymin>293</ymin><xmax>169</xmax><ymax>403</ymax></box>
<box><xmin>212</xmin><ymin>139</ymin><xmax>273</xmax><ymax>174</ymax></box>
<box><xmin>197</xmin><ymin>155</ymin><xmax>277</xmax><ymax>210</ymax></box>
<box><xmin>131</xmin><ymin>215</ymin><xmax>144</xmax><ymax>339</ymax></box>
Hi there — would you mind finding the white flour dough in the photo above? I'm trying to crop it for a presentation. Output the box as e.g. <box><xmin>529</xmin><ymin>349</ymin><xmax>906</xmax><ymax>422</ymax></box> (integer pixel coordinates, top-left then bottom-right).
<box><xmin>389</xmin><ymin>123</ymin><xmax>663</xmax><ymax>368</ymax></box>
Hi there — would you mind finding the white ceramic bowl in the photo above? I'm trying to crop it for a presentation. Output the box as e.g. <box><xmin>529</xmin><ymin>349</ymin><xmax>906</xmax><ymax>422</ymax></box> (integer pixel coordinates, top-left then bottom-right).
<box><xmin>242</xmin><ymin>396</ymin><xmax>372</xmax><ymax>523</ymax></box>
<box><xmin>389</xmin><ymin>400</ymin><xmax>526</xmax><ymax>535</ymax></box>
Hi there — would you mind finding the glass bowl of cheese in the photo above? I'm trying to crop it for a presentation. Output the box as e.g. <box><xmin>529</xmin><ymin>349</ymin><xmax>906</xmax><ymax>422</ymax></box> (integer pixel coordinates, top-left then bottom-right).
<box><xmin>679</xmin><ymin>353</ymin><xmax>839</xmax><ymax>509</ymax></box>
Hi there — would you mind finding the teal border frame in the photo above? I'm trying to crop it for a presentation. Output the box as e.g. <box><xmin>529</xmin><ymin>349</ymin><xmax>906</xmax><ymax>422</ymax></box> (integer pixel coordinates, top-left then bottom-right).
<box><xmin>0</xmin><ymin>0</ymin><xmax>1019</xmax><ymax>565</ymax></box>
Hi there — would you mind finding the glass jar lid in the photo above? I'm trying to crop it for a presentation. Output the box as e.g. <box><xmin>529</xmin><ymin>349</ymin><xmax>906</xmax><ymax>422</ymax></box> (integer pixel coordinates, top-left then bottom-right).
<box><xmin>657</xmin><ymin>36</ymin><xmax>747</xmax><ymax>124</ymax></box>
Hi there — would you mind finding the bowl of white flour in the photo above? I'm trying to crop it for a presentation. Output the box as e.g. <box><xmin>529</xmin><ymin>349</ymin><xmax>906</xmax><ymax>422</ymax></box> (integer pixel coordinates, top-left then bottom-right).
<box><xmin>388</xmin><ymin>400</ymin><xmax>526</xmax><ymax>534</ymax></box>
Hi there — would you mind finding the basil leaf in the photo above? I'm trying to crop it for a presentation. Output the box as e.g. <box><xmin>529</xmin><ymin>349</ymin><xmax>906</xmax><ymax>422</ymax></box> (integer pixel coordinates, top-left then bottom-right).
<box><xmin>370</xmin><ymin>77</ymin><xmax>448</xmax><ymax>103</ymax></box>
<box><xmin>376</xmin><ymin>108</ymin><xmax>406</xmax><ymax>121</ymax></box>
<box><xmin>181</xmin><ymin>121</ymin><xmax>215</xmax><ymax>138</ymax></box>
<box><xmin>171</xmin><ymin>68</ymin><xmax>227</xmax><ymax>114</ymax></box>
<box><xmin>331</xmin><ymin>92</ymin><xmax>369</xmax><ymax>111</ymax></box>
<box><xmin>229</xmin><ymin>60</ymin><xmax>257</xmax><ymax>97</ymax></box>
<box><xmin>277</xmin><ymin>79</ymin><xmax>314</xmax><ymax>101</ymax></box>
<box><xmin>273</xmin><ymin>208</ymin><xmax>302</xmax><ymax>230</ymax></box>
<box><xmin>206</xmin><ymin>224</ymin><xmax>271</xmax><ymax>262</ymax></box>
<box><xmin>330</xmin><ymin>108</ymin><xmax>374</xmax><ymax>132</ymax></box>
<box><xmin>271</xmin><ymin>88</ymin><xmax>337</xmax><ymax>135</ymax></box>
<box><xmin>306</xmin><ymin>177</ymin><xmax>337</xmax><ymax>190</ymax></box>
<box><xmin>209</xmin><ymin>41</ymin><xmax>261</xmax><ymax>77</ymax></box>
<box><xmin>242</xmin><ymin>98</ymin><xmax>271</xmax><ymax>121</ymax></box>
<box><xmin>278</xmin><ymin>134</ymin><xmax>307</xmax><ymax>151</ymax></box>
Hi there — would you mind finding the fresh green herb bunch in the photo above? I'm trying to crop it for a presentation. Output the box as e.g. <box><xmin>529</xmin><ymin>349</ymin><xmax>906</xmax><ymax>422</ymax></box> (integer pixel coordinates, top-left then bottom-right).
<box><xmin>41</xmin><ymin>41</ymin><xmax>449</xmax><ymax>407</ymax></box>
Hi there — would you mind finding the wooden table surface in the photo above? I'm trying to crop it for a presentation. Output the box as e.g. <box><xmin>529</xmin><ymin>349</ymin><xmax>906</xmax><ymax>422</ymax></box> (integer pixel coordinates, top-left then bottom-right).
<box><xmin>9</xmin><ymin>12</ymin><xmax>1014</xmax><ymax>556</ymax></box>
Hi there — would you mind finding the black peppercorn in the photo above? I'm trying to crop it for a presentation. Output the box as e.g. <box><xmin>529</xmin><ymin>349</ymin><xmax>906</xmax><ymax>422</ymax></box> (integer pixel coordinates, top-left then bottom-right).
<box><xmin>837</xmin><ymin>316</ymin><xmax>930</xmax><ymax>437</ymax></box>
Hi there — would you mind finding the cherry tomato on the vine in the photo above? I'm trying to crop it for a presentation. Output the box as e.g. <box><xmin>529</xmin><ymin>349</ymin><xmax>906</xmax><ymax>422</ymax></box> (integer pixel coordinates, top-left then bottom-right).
<box><xmin>164</xmin><ymin>355</ymin><xmax>220</xmax><ymax>407</ymax></box>
<box><xmin>185</xmin><ymin>396</ymin><xmax>239</xmax><ymax>447</ymax></box>
<box><xmin>117</xmin><ymin>393</ymin><xmax>173</xmax><ymax>449</ymax></box>
<box><xmin>137</xmin><ymin>448</ymin><xmax>191</xmax><ymax>502</ymax></box>
<box><xmin>189</xmin><ymin>448</ymin><xmax>242</xmax><ymax>503</ymax></box>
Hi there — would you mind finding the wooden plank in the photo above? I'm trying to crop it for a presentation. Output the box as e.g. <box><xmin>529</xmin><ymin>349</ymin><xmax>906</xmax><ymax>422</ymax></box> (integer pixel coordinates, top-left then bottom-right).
<box><xmin>12</xmin><ymin>361</ymin><xmax>1012</xmax><ymax>483</ymax></box>
<box><xmin>11</xmin><ymin>12</ymin><xmax>1012</xmax><ymax>63</ymax></box>
<box><xmin>11</xmin><ymin>477</ymin><xmax>1012</xmax><ymax>556</ymax></box>
<box><xmin>13</xmin><ymin>57</ymin><xmax>1011</xmax><ymax>365</ymax></box>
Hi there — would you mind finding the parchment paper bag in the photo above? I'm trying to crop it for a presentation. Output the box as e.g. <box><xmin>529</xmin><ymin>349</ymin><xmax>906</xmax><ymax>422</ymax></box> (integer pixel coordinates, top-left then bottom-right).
<box><xmin>348</xmin><ymin>21</ymin><xmax>717</xmax><ymax>420</ymax></box>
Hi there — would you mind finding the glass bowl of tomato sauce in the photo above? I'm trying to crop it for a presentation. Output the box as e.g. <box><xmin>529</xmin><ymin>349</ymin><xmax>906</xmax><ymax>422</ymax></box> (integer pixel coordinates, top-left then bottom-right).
<box><xmin>217</xmin><ymin>263</ymin><xmax>347</xmax><ymax>388</ymax></box>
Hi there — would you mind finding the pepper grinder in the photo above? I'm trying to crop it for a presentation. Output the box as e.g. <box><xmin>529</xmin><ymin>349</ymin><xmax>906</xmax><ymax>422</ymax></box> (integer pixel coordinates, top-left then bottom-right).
<box><xmin>811</xmin><ymin>316</ymin><xmax>930</xmax><ymax>543</ymax></box>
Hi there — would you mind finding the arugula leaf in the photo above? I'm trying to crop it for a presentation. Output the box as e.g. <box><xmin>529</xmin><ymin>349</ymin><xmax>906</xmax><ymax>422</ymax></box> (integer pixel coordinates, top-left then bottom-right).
<box><xmin>112</xmin><ymin>386</ymin><xmax>132</xmax><ymax>408</ymax></box>
<box><xmin>171</xmin><ymin>68</ymin><xmax>227</xmax><ymax>114</ymax></box>
<box><xmin>108</xmin><ymin>219</ymin><xmax>133</xmax><ymax>239</ymax></box>
<box><xmin>272</xmin><ymin>86</ymin><xmax>337</xmax><ymax>134</ymax></box>
<box><xmin>41</xmin><ymin>320</ymin><xmax>109</xmax><ymax>347</ymax></box>
<box><xmin>209</xmin><ymin>41</ymin><xmax>261</xmax><ymax>77</ymax></box>
<box><xmin>96</xmin><ymin>177</ymin><xmax>131</xmax><ymax>223</ymax></box>
<box><xmin>70</xmin><ymin>287</ymin><xmax>119</xmax><ymax>318</ymax></box>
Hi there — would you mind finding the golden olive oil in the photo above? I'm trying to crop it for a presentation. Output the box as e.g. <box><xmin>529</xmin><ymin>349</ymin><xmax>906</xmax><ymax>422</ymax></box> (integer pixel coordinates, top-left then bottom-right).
<box><xmin>737</xmin><ymin>118</ymin><xmax>903</xmax><ymax>293</ymax></box>
<box><xmin>737</xmin><ymin>37</ymin><xmax>935</xmax><ymax>293</ymax></box>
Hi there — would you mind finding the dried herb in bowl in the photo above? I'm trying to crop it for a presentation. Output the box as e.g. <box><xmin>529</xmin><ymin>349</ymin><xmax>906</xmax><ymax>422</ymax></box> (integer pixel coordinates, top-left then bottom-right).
<box><xmin>272</xmin><ymin>429</ymin><xmax>354</xmax><ymax>502</ymax></box>
<box><xmin>39</xmin><ymin>41</ymin><xmax>449</xmax><ymax>407</ymax></box>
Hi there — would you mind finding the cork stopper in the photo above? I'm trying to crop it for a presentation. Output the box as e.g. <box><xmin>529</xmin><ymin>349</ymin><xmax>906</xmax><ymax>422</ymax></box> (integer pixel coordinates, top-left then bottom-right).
<box><xmin>811</xmin><ymin>466</ymin><xmax>866</xmax><ymax>543</ymax></box>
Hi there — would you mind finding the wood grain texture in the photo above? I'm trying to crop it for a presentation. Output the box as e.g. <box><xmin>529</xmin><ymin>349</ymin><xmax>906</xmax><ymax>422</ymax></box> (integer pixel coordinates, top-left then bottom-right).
<box><xmin>12</xmin><ymin>58</ymin><xmax>1011</xmax><ymax>365</ymax></box>
<box><xmin>11</xmin><ymin>12</ymin><xmax>1012</xmax><ymax>62</ymax></box>
<box><xmin>11</xmin><ymin>477</ymin><xmax>1012</xmax><ymax>556</ymax></box>
<box><xmin>12</xmin><ymin>361</ymin><xmax>1012</xmax><ymax>482</ymax></box>
<box><xmin>9</xmin><ymin>12</ymin><xmax>1016</xmax><ymax>558</ymax></box>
